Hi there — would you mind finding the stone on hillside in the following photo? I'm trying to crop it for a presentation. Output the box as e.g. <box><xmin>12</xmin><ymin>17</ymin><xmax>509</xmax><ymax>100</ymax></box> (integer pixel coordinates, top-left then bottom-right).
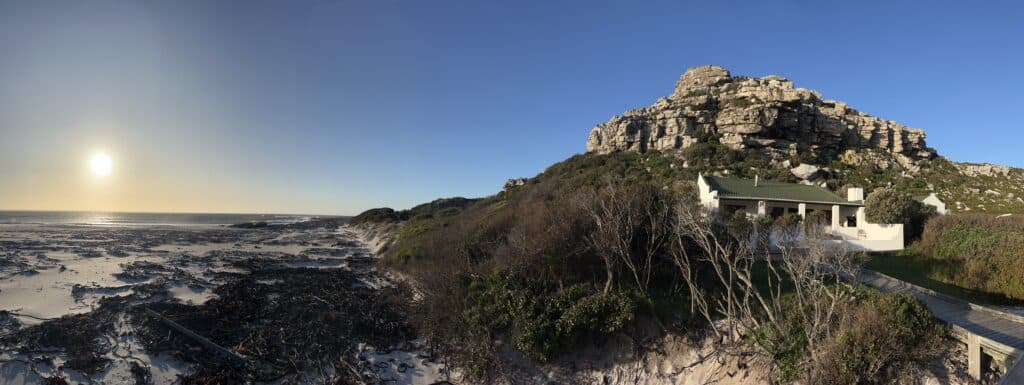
<box><xmin>503</xmin><ymin>178</ymin><xmax>527</xmax><ymax>192</ymax></box>
<box><xmin>791</xmin><ymin>164</ymin><xmax>823</xmax><ymax>180</ymax></box>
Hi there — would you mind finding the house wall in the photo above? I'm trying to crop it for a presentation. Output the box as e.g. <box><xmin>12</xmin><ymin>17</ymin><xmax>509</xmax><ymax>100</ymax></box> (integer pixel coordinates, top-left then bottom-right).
<box><xmin>697</xmin><ymin>175</ymin><xmax>719</xmax><ymax>213</ymax></box>
<box><xmin>833</xmin><ymin>222</ymin><xmax>904</xmax><ymax>251</ymax></box>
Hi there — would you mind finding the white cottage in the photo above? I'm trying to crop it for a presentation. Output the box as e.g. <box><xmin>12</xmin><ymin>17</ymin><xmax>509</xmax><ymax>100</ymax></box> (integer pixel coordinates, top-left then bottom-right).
<box><xmin>697</xmin><ymin>174</ymin><xmax>904</xmax><ymax>251</ymax></box>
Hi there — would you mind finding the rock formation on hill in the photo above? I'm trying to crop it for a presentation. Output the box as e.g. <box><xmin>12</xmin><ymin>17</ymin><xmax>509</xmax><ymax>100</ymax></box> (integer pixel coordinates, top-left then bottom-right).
<box><xmin>586</xmin><ymin>65</ymin><xmax>937</xmax><ymax>167</ymax></box>
<box><xmin>585</xmin><ymin>65</ymin><xmax>1024</xmax><ymax>213</ymax></box>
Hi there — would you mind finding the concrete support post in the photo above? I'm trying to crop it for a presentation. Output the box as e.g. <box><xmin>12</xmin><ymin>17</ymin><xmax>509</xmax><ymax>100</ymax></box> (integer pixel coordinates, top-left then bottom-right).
<box><xmin>831</xmin><ymin>205</ymin><xmax>840</xmax><ymax>231</ymax></box>
<box><xmin>757</xmin><ymin>200</ymin><xmax>767</xmax><ymax>217</ymax></box>
<box><xmin>968</xmin><ymin>333</ymin><xmax>982</xmax><ymax>380</ymax></box>
<box><xmin>856</xmin><ymin>207</ymin><xmax>866</xmax><ymax>228</ymax></box>
<box><xmin>797</xmin><ymin>203</ymin><xmax>807</xmax><ymax>219</ymax></box>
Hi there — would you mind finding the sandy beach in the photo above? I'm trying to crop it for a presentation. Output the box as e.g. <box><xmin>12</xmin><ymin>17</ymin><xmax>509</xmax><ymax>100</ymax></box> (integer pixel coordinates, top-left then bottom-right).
<box><xmin>0</xmin><ymin>221</ymin><xmax>450</xmax><ymax>385</ymax></box>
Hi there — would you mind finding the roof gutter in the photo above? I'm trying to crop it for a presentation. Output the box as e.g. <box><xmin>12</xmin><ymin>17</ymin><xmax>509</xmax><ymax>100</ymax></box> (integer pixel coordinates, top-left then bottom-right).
<box><xmin>717</xmin><ymin>195</ymin><xmax>865</xmax><ymax>207</ymax></box>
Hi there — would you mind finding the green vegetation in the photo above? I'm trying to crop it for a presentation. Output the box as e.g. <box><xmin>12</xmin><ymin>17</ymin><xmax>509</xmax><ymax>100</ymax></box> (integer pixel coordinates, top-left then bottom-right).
<box><xmin>464</xmin><ymin>273</ymin><xmax>638</xmax><ymax>363</ymax></box>
<box><xmin>864</xmin><ymin>187</ymin><xmax>935</xmax><ymax>239</ymax></box>
<box><xmin>829</xmin><ymin>153</ymin><xmax>1024</xmax><ymax>214</ymax></box>
<box><xmin>725</xmin><ymin>96</ymin><xmax>762</xmax><ymax>109</ymax></box>
<box><xmin>912</xmin><ymin>213</ymin><xmax>1024</xmax><ymax>301</ymax></box>
<box><xmin>808</xmin><ymin>290</ymin><xmax>945</xmax><ymax>384</ymax></box>
<box><xmin>865</xmin><ymin>250</ymin><xmax>1024</xmax><ymax>306</ymax></box>
<box><xmin>350</xmin><ymin>197</ymin><xmax>478</xmax><ymax>225</ymax></box>
<box><xmin>752</xmin><ymin>288</ymin><xmax>945</xmax><ymax>384</ymax></box>
<box><xmin>350</xmin><ymin>151</ymin><xmax>954</xmax><ymax>383</ymax></box>
<box><xmin>362</xmin><ymin>151</ymin><xmax>689</xmax><ymax>378</ymax></box>
<box><xmin>865</xmin><ymin>213</ymin><xmax>1024</xmax><ymax>305</ymax></box>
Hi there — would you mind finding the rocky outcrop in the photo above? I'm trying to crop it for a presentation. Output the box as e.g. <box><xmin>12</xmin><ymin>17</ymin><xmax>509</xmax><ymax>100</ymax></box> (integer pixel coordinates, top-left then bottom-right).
<box><xmin>956</xmin><ymin>163</ymin><xmax>1012</xmax><ymax>178</ymax></box>
<box><xmin>503</xmin><ymin>178</ymin><xmax>527</xmax><ymax>191</ymax></box>
<box><xmin>586</xmin><ymin>65</ymin><xmax>937</xmax><ymax>165</ymax></box>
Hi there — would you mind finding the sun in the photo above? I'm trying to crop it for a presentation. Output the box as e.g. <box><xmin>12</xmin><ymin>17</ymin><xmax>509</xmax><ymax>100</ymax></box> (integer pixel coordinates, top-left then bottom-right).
<box><xmin>89</xmin><ymin>153</ymin><xmax>113</xmax><ymax>176</ymax></box>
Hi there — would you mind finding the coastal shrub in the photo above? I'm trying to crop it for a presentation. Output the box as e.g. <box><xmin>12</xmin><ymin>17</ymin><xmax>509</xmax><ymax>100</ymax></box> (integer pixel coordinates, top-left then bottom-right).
<box><xmin>808</xmin><ymin>291</ymin><xmax>944</xmax><ymax>384</ymax></box>
<box><xmin>750</xmin><ymin>298</ymin><xmax>810</xmax><ymax>382</ymax></box>
<box><xmin>865</xmin><ymin>187</ymin><xmax>934</xmax><ymax>239</ymax></box>
<box><xmin>913</xmin><ymin>213</ymin><xmax>1024</xmax><ymax>300</ymax></box>
<box><xmin>360</xmin><ymin>152</ymin><xmax>692</xmax><ymax>379</ymax></box>
<box><xmin>865</xmin><ymin>187</ymin><xmax>918</xmax><ymax>224</ymax></box>
<box><xmin>458</xmin><ymin>273</ymin><xmax>639</xmax><ymax>364</ymax></box>
<box><xmin>753</xmin><ymin>289</ymin><xmax>944</xmax><ymax>384</ymax></box>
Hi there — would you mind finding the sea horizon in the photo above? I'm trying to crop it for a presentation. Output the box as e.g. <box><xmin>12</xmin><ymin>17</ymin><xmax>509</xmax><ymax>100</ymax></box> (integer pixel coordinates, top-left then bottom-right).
<box><xmin>0</xmin><ymin>209</ymin><xmax>340</xmax><ymax>227</ymax></box>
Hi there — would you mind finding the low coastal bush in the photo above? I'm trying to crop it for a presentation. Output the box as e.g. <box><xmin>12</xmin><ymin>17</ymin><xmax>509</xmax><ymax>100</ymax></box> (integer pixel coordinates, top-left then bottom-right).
<box><xmin>913</xmin><ymin>213</ymin><xmax>1024</xmax><ymax>300</ymax></box>
<box><xmin>808</xmin><ymin>291</ymin><xmax>944</xmax><ymax>384</ymax></box>
<box><xmin>864</xmin><ymin>187</ymin><xmax>935</xmax><ymax>240</ymax></box>
<box><xmin>463</xmin><ymin>274</ymin><xmax>638</xmax><ymax>363</ymax></box>
<box><xmin>754</xmin><ymin>289</ymin><xmax>945</xmax><ymax>384</ymax></box>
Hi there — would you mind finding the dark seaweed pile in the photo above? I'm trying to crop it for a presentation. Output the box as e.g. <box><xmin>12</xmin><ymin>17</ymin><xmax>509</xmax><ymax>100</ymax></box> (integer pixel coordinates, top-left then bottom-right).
<box><xmin>132</xmin><ymin>267</ymin><xmax>414</xmax><ymax>384</ymax></box>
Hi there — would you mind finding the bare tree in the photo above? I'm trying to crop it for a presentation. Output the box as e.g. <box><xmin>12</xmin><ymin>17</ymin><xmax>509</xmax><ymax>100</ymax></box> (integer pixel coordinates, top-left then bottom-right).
<box><xmin>670</xmin><ymin>201</ymin><xmax>862</xmax><ymax>378</ymax></box>
<box><xmin>581</xmin><ymin>182</ymin><xmax>674</xmax><ymax>296</ymax></box>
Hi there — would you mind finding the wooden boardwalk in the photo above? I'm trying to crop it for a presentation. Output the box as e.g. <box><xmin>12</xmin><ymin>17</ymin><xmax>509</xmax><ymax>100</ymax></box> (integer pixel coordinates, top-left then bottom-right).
<box><xmin>858</xmin><ymin>270</ymin><xmax>1024</xmax><ymax>382</ymax></box>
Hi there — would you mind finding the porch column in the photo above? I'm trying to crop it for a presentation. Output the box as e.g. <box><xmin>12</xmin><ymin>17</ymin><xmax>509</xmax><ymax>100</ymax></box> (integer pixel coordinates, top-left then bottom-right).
<box><xmin>856</xmin><ymin>207</ymin><xmax>866</xmax><ymax>227</ymax></box>
<box><xmin>831</xmin><ymin>204</ymin><xmax>840</xmax><ymax>230</ymax></box>
<box><xmin>797</xmin><ymin>203</ymin><xmax>807</xmax><ymax>219</ymax></box>
<box><xmin>757</xmin><ymin>200</ymin><xmax>767</xmax><ymax>217</ymax></box>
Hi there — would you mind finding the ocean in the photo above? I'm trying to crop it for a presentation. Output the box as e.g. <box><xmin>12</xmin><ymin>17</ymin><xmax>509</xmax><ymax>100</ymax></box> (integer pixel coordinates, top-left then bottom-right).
<box><xmin>0</xmin><ymin>210</ymin><xmax>324</xmax><ymax>227</ymax></box>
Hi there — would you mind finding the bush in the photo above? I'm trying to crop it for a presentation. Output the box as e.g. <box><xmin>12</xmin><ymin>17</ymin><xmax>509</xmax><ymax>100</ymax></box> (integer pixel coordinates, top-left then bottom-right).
<box><xmin>913</xmin><ymin>213</ymin><xmax>1024</xmax><ymax>300</ymax></box>
<box><xmin>865</xmin><ymin>187</ymin><xmax>934</xmax><ymax>239</ymax></box>
<box><xmin>808</xmin><ymin>291</ymin><xmax>944</xmax><ymax>384</ymax></box>
<box><xmin>375</xmin><ymin>152</ymin><xmax>690</xmax><ymax>379</ymax></box>
<box><xmin>865</xmin><ymin>188</ymin><xmax>918</xmax><ymax>224</ymax></box>
<box><xmin>459</xmin><ymin>274</ymin><xmax>638</xmax><ymax>364</ymax></box>
<box><xmin>350</xmin><ymin>208</ymin><xmax>401</xmax><ymax>224</ymax></box>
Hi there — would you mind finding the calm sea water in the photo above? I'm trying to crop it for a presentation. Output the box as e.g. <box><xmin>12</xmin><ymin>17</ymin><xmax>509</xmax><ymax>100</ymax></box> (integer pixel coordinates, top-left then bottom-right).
<box><xmin>0</xmin><ymin>211</ymin><xmax>322</xmax><ymax>227</ymax></box>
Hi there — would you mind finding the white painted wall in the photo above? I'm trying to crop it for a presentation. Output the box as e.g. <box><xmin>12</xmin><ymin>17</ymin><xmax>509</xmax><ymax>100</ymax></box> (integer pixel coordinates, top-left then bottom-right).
<box><xmin>833</xmin><ymin>222</ymin><xmax>904</xmax><ymax>251</ymax></box>
<box><xmin>697</xmin><ymin>174</ymin><xmax>719</xmax><ymax>214</ymax></box>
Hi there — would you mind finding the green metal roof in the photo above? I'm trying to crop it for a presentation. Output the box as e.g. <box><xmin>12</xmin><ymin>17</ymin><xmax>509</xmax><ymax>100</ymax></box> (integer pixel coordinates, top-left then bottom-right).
<box><xmin>702</xmin><ymin>175</ymin><xmax>861</xmax><ymax>206</ymax></box>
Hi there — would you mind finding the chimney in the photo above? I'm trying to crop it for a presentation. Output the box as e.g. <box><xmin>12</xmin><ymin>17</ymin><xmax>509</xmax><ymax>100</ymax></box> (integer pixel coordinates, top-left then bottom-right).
<box><xmin>848</xmin><ymin>187</ymin><xmax>864</xmax><ymax>202</ymax></box>
<box><xmin>754</xmin><ymin>175</ymin><xmax>759</xmax><ymax>187</ymax></box>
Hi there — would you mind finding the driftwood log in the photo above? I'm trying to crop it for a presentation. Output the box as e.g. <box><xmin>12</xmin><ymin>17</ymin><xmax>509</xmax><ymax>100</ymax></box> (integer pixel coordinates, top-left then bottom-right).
<box><xmin>144</xmin><ymin>308</ymin><xmax>249</xmax><ymax>368</ymax></box>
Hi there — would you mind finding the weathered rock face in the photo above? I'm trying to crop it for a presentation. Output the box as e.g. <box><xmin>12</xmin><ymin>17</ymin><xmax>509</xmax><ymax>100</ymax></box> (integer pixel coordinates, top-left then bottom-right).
<box><xmin>956</xmin><ymin>163</ymin><xmax>1011</xmax><ymax>178</ymax></box>
<box><xmin>586</xmin><ymin>65</ymin><xmax>937</xmax><ymax>164</ymax></box>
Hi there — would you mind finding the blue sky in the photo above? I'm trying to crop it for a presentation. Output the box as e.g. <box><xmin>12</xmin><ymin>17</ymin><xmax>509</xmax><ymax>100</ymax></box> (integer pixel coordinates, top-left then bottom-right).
<box><xmin>0</xmin><ymin>1</ymin><xmax>1021</xmax><ymax>215</ymax></box>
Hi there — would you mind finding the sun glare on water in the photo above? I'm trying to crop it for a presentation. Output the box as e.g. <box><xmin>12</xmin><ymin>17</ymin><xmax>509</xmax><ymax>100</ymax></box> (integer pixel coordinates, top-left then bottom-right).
<box><xmin>89</xmin><ymin>153</ymin><xmax>112</xmax><ymax>176</ymax></box>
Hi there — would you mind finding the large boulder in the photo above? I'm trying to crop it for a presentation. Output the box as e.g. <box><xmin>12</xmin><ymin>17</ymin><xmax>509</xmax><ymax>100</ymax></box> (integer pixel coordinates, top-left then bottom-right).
<box><xmin>791</xmin><ymin>164</ymin><xmax>824</xmax><ymax>180</ymax></box>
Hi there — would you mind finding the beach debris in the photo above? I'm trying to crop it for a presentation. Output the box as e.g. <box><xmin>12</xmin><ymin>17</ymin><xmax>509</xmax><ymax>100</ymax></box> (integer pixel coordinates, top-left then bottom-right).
<box><xmin>0</xmin><ymin>222</ymin><xmax>444</xmax><ymax>384</ymax></box>
<box><xmin>143</xmin><ymin>307</ymin><xmax>249</xmax><ymax>368</ymax></box>
<box><xmin>133</xmin><ymin>267</ymin><xmax>414</xmax><ymax>383</ymax></box>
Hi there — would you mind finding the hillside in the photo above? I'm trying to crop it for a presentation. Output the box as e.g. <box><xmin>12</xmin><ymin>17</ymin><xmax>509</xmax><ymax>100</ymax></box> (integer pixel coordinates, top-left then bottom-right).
<box><xmin>587</xmin><ymin>65</ymin><xmax>1024</xmax><ymax>213</ymax></box>
<box><xmin>348</xmin><ymin>65</ymin><xmax>1015</xmax><ymax>384</ymax></box>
